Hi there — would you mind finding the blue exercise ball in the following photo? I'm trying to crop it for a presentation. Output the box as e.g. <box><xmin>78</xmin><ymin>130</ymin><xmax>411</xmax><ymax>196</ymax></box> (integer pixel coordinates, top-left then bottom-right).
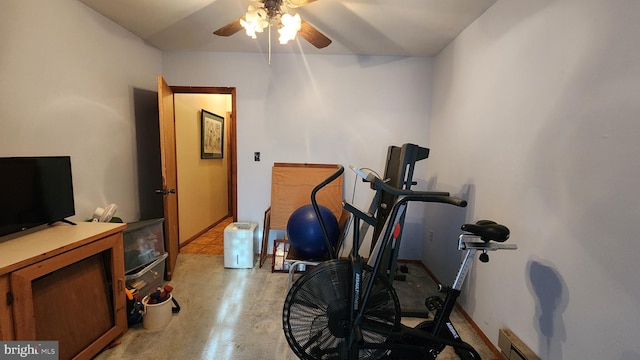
<box><xmin>287</xmin><ymin>204</ymin><xmax>340</xmax><ymax>259</ymax></box>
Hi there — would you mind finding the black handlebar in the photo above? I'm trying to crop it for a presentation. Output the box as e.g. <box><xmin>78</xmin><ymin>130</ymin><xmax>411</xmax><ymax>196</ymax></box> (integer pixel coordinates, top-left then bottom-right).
<box><xmin>397</xmin><ymin>192</ymin><xmax>468</xmax><ymax>207</ymax></box>
<box><xmin>310</xmin><ymin>165</ymin><xmax>345</xmax><ymax>260</ymax></box>
<box><xmin>311</xmin><ymin>165</ymin><xmax>344</xmax><ymax>205</ymax></box>
<box><xmin>354</xmin><ymin>167</ymin><xmax>467</xmax><ymax>208</ymax></box>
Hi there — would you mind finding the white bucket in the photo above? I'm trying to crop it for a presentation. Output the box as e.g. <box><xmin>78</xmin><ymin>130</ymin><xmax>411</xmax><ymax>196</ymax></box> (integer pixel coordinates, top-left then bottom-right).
<box><xmin>142</xmin><ymin>294</ymin><xmax>173</xmax><ymax>330</ymax></box>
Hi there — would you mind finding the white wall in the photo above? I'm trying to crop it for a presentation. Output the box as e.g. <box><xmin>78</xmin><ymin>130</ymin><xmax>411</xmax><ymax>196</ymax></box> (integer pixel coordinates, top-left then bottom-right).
<box><xmin>0</xmin><ymin>0</ymin><xmax>434</xmax><ymax>256</ymax></box>
<box><xmin>0</xmin><ymin>0</ymin><xmax>162</xmax><ymax>223</ymax></box>
<box><xmin>427</xmin><ymin>0</ymin><xmax>640</xmax><ymax>358</ymax></box>
<box><xmin>7</xmin><ymin>1</ymin><xmax>634</xmax><ymax>357</ymax></box>
<box><xmin>163</xmin><ymin>52</ymin><xmax>435</xmax><ymax>258</ymax></box>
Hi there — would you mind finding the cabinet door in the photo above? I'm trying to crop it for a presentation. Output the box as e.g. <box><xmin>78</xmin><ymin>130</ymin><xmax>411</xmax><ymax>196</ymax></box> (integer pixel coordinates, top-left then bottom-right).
<box><xmin>10</xmin><ymin>233</ymin><xmax>126</xmax><ymax>360</ymax></box>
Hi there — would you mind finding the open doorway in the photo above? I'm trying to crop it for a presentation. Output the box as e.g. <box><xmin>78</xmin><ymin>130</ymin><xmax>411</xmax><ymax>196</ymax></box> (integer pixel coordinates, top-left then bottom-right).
<box><xmin>136</xmin><ymin>79</ymin><xmax>237</xmax><ymax>279</ymax></box>
<box><xmin>171</xmin><ymin>86</ymin><xmax>237</xmax><ymax>246</ymax></box>
<box><xmin>174</xmin><ymin>92</ymin><xmax>234</xmax><ymax>245</ymax></box>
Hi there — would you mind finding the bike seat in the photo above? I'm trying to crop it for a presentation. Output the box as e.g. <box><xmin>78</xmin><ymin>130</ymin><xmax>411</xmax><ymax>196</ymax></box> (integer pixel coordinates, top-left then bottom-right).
<box><xmin>461</xmin><ymin>220</ymin><xmax>510</xmax><ymax>242</ymax></box>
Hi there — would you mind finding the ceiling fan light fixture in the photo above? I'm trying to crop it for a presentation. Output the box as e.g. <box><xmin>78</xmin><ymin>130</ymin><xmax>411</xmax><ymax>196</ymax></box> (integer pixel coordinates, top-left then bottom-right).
<box><xmin>240</xmin><ymin>5</ymin><xmax>269</xmax><ymax>38</ymax></box>
<box><xmin>213</xmin><ymin>0</ymin><xmax>330</xmax><ymax>54</ymax></box>
<box><xmin>278</xmin><ymin>13</ymin><xmax>301</xmax><ymax>44</ymax></box>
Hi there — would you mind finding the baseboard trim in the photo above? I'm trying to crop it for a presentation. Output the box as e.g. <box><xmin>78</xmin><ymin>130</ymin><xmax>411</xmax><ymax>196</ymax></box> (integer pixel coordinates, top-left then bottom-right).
<box><xmin>180</xmin><ymin>215</ymin><xmax>232</xmax><ymax>248</ymax></box>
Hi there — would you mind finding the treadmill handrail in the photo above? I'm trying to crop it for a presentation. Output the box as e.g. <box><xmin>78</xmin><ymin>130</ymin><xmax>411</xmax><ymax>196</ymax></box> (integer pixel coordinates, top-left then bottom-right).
<box><xmin>351</xmin><ymin>166</ymin><xmax>467</xmax><ymax>208</ymax></box>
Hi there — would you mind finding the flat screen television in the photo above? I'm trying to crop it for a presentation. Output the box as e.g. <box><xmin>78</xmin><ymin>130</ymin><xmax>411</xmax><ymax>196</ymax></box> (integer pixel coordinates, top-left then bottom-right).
<box><xmin>0</xmin><ymin>156</ymin><xmax>76</xmax><ymax>238</ymax></box>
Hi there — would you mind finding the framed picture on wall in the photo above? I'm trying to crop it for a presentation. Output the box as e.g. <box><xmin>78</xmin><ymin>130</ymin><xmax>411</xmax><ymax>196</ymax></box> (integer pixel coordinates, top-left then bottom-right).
<box><xmin>201</xmin><ymin>109</ymin><xmax>224</xmax><ymax>159</ymax></box>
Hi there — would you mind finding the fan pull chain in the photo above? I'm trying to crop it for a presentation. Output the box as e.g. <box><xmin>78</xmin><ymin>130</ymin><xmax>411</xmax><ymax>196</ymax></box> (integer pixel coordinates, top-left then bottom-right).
<box><xmin>268</xmin><ymin>21</ymin><xmax>272</xmax><ymax>65</ymax></box>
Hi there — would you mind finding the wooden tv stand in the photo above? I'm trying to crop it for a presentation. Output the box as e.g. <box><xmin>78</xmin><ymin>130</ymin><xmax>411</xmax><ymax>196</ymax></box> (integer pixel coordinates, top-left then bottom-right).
<box><xmin>0</xmin><ymin>222</ymin><xmax>128</xmax><ymax>360</ymax></box>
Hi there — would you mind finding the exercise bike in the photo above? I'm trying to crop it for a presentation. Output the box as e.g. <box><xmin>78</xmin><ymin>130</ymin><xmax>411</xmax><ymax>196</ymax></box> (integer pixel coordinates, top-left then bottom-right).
<box><xmin>282</xmin><ymin>167</ymin><xmax>517</xmax><ymax>359</ymax></box>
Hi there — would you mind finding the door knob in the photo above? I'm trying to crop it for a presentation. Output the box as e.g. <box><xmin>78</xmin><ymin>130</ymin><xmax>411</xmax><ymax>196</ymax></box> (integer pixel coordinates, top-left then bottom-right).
<box><xmin>155</xmin><ymin>189</ymin><xmax>176</xmax><ymax>195</ymax></box>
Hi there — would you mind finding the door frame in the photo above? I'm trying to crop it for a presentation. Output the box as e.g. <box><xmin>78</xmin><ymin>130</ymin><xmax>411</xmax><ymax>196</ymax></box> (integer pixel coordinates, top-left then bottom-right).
<box><xmin>158</xmin><ymin>80</ymin><xmax>237</xmax><ymax>280</ymax></box>
<box><xmin>171</xmin><ymin>86</ymin><xmax>237</xmax><ymax>222</ymax></box>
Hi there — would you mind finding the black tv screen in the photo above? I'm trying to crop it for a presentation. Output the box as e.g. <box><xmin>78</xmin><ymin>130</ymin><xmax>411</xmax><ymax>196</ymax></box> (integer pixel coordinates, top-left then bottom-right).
<box><xmin>0</xmin><ymin>156</ymin><xmax>76</xmax><ymax>237</ymax></box>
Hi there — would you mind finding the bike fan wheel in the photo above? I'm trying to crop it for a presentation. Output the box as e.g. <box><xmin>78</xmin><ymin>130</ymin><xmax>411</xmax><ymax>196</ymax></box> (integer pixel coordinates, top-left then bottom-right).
<box><xmin>283</xmin><ymin>259</ymin><xmax>401</xmax><ymax>360</ymax></box>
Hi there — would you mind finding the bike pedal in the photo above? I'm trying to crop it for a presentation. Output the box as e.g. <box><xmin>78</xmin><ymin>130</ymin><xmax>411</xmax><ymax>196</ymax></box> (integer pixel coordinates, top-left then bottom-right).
<box><xmin>425</xmin><ymin>296</ymin><xmax>444</xmax><ymax>311</ymax></box>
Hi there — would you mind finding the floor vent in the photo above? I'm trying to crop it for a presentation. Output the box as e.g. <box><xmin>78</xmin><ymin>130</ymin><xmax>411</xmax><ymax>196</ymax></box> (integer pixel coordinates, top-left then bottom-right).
<box><xmin>498</xmin><ymin>329</ymin><xmax>540</xmax><ymax>360</ymax></box>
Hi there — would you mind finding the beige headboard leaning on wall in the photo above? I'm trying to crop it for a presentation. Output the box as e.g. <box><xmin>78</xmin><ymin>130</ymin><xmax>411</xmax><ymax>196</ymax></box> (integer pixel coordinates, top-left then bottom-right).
<box><xmin>259</xmin><ymin>163</ymin><xmax>344</xmax><ymax>268</ymax></box>
<box><xmin>269</xmin><ymin>163</ymin><xmax>344</xmax><ymax>229</ymax></box>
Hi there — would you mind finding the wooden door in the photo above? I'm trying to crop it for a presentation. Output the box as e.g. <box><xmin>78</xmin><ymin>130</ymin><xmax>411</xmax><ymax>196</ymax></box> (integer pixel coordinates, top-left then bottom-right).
<box><xmin>157</xmin><ymin>75</ymin><xmax>179</xmax><ymax>280</ymax></box>
<box><xmin>226</xmin><ymin>111</ymin><xmax>234</xmax><ymax>217</ymax></box>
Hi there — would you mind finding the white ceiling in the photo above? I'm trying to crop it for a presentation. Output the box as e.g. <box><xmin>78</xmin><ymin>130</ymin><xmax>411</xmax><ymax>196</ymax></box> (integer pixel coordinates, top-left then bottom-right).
<box><xmin>78</xmin><ymin>0</ymin><xmax>497</xmax><ymax>57</ymax></box>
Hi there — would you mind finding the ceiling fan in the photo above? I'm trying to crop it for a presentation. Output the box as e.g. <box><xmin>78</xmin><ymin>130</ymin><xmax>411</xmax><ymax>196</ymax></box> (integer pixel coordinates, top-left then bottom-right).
<box><xmin>213</xmin><ymin>0</ymin><xmax>331</xmax><ymax>49</ymax></box>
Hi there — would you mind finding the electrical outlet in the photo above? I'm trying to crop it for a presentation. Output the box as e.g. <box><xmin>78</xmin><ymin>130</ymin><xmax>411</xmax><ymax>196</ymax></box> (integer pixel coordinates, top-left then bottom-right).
<box><xmin>254</xmin><ymin>152</ymin><xmax>260</xmax><ymax>161</ymax></box>
<box><xmin>429</xmin><ymin>230</ymin><xmax>434</xmax><ymax>242</ymax></box>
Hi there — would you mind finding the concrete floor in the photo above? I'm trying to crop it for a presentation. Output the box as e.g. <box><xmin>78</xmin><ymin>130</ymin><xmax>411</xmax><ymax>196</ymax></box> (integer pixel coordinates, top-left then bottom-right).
<box><xmin>96</xmin><ymin>253</ymin><xmax>500</xmax><ymax>359</ymax></box>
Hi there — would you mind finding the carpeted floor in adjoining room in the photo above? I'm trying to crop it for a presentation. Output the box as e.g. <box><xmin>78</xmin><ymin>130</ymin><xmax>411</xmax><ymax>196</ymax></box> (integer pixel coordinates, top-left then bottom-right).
<box><xmin>95</xmin><ymin>252</ymin><xmax>500</xmax><ymax>360</ymax></box>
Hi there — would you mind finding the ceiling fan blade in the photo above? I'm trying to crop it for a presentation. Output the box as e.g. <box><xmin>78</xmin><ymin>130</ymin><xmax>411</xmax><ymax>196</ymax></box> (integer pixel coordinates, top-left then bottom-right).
<box><xmin>298</xmin><ymin>20</ymin><xmax>331</xmax><ymax>48</ymax></box>
<box><xmin>284</xmin><ymin>0</ymin><xmax>318</xmax><ymax>8</ymax></box>
<box><xmin>213</xmin><ymin>17</ymin><xmax>244</xmax><ymax>37</ymax></box>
